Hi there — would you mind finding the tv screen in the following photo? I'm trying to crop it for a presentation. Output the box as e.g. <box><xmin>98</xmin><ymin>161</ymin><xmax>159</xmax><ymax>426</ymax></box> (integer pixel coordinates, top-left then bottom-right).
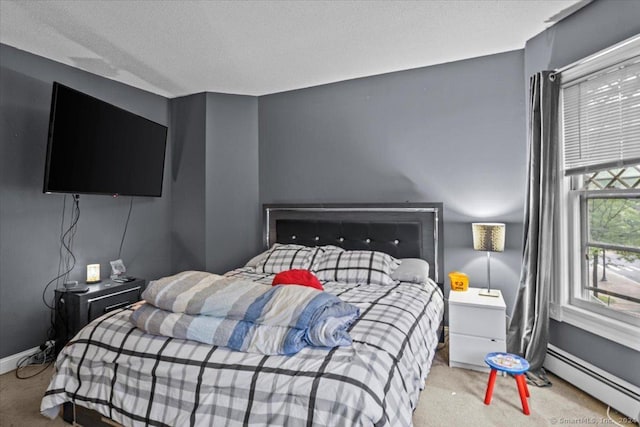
<box><xmin>43</xmin><ymin>82</ymin><xmax>168</xmax><ymax>197</ymax></box>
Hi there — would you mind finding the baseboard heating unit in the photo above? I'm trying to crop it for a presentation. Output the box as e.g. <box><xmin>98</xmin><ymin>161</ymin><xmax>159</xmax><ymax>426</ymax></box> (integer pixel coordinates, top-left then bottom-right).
<box><xmin>545</xmin><ymin>344</ymin><xmax>640</xmax><ymax>421</ymax></box>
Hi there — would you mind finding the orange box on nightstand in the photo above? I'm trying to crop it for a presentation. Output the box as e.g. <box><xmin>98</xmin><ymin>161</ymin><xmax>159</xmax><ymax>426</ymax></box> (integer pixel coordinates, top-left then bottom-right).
<box><xmin>448</xmin><ymin>271</ymin><xmax>469</xmax><ymax>292</ymax></box>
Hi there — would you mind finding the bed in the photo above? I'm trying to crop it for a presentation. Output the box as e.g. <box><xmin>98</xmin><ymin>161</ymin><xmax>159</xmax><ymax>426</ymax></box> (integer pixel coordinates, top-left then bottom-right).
<box><xmin>41</xmin><ymin>202</ymin><xmax>445</xmax><ymax>427</ymax></box>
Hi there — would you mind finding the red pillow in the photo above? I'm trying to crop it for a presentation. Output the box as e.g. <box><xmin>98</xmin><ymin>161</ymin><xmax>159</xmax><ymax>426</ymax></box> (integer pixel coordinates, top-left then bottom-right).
<box><xmin>272</xmin><ymin>269</ymin><xmax>324</xmax><ymax>291</ymax></box>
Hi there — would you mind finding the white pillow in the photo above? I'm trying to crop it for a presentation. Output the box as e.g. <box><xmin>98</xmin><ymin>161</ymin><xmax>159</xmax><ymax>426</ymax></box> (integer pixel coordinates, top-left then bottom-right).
<box><xmin>390</xmin><ymin>258</ymin><xmax>430</xmax><ymax>284</ymax></box>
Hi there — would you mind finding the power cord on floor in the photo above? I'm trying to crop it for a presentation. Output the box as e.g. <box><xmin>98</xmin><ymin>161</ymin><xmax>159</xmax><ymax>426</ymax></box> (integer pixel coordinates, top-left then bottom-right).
<box><xmin>15</xmin><ymin>343</ymin><xmax>56</xmax><ymax>380</ymax></box>
<box><xmin>605</xmin><ymin>406</ymin><xmax>627</xmax><ymax>427</ymax></box>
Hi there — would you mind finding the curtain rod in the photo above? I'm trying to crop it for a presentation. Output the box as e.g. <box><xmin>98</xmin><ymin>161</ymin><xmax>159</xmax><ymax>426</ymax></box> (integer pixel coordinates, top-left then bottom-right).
<box><xmin>552</xmin><ymin>33</ymin><xmax>640</xmax><ymax>77</ymax></box>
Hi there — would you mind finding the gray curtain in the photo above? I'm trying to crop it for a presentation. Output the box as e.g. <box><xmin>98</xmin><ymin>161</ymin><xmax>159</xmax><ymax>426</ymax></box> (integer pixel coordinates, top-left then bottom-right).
<box><xmin>507</xmin><ymin>71</ymin><xmax>560</xmax><ymax>386</ymax></box>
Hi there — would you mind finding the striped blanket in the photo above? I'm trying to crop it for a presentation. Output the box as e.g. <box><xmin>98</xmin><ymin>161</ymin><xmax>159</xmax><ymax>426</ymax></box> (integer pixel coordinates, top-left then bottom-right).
<box><xmin>131</xmin><ymin>271</ymin><xmax>360</xmax><ymax>354</ymax></box>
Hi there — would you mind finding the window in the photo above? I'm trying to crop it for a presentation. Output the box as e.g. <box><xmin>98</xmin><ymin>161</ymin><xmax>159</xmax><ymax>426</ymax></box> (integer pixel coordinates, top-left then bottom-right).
<box><xmin>557</xmin><ymin>36</ymin><xmax>640</xmax><ymax>347</ymax></box>
<box><xmin>570</xmin><ymin>168</ymin><xmax>640</xmax><ymax>323</ymax></box>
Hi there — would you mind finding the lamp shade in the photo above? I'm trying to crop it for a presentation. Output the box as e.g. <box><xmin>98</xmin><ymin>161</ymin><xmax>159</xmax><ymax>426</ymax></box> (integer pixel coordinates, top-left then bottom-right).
<box><xmin>87</xmin><ymin>263</ymin><xmax>100</xmax><ymax>283</ymax></box>
<box><xmin>472</xmin><ymin>223</ymin><xmax>505</xmax><ymax>252</ymax></box>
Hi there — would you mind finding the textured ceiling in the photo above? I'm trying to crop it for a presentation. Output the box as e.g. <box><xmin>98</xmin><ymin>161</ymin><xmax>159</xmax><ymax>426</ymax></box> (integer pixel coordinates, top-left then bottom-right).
<box><xmin>0</xmin><ymin>0</ymin><xmax>585</xmax><ymax>97</ymax></box>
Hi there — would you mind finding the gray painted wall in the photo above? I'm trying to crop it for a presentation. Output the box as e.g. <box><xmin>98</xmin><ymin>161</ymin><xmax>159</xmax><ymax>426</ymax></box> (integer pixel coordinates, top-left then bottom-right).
<box><xmin>0</xmin><ymin>44</ymin><xmax>173</xmax><ymax>358</ymax></box>
<box><xmin>169</xmin><ymin>92</ymin><xmax>260</xmax><ymax>275</ymax></box>
<box><xmin>523</xmin><ymin>0</ymin><xmax>640</xmax><ymax>387</ymax></box>
<box><xmin>170</xmin><ymin>93</ymin><xmax>260</xmax><ymax>273</ymax></box>
<box><xmin>205</xmin><ymin>93</ymin><xmax>260</xmax><ymax>274</ymax></box>
<box><xmin>259</xmin><ymin>50</ymin><xmax>526</xmax><ymax>311</ymax></box>
<box><xmin>0</xmin><ymin>45</ymin><xmax>261</xmax><ymax>359</ymax></box>
<box><xmin>170</xmin><ymin>93</ymin><xmax>207</xmax><ymax>272</ymax></box>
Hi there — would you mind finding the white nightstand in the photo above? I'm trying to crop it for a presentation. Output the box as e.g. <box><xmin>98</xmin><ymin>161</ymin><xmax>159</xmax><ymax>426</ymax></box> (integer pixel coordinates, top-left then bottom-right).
<box><xmin>448</xmin><ymin>287</ymin><xmax>506</xmax><ymax>372</ymax></box>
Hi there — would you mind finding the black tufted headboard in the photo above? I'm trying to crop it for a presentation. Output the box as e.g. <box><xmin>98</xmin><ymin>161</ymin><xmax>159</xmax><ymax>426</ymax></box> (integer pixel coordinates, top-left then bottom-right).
<box><xmin>263</xmin><ymin>203</ymin><xmax>444</xmax><ymax>285</ymax></box>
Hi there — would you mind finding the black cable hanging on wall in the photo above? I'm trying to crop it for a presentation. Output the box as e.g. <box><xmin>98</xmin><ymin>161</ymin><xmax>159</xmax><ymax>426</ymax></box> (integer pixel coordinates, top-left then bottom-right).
<box><xmin>118</xmin><ymin>197</ymin><xmax>134</xmax><ymax>261</ymax></box>
<box><xmin>17</xmin><ymin>195</ymin><xmax>80</xmax><ymax>380</ymax></box>
<box><xmin>42</xmin><ymin>194</ymin><xmax>80</xmax><ymax>311</ymax></box>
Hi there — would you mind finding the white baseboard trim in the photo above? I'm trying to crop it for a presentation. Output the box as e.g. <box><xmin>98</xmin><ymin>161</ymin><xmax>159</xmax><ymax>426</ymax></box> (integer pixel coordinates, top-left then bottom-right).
<box><xmin>0</xmin><ymin>345</ymin><xmax>41</xmax><ymax>375</ymax></box>
<box><xmin>545</xmin><ymin>344</ymin><xmax>640</xmax><ymax>421</ymax></box>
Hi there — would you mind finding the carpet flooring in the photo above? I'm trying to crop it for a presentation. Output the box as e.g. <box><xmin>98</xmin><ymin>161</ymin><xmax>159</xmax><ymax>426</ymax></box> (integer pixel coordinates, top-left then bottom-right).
<box><xmin>414</xmin><ymin>342</ymin><xmax>634</xmax><ymax>426</ymax></box>
<box><xmin>0</xmin><ymin>343</ymin><xmax>633</xmax><ymax>426</ymax></box>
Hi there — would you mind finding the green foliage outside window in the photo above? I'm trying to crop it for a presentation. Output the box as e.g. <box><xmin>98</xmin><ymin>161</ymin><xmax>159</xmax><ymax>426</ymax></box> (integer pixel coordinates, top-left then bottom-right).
<box><xmin>584</xmin><ymin>166</ymin><xmax>640</xmax><ymax>263</ymax></box>
<box><xmin>588</xmin><ymin>198</ymin><xmax>640</xmax><ymax>261</ymax></box>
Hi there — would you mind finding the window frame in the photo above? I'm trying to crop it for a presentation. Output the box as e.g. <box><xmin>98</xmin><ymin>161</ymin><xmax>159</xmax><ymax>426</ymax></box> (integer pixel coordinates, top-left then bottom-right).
<box><xmin>569</xmin><ymin>186</ymin><xmax>640</xmax><ymax>325</ymax></box>
<box><xmin>555</xmin><ymin>178</ymin><xmax>640</xmax><ymax>350</ymax></box>
<box><xmin>553</xmin><ymin>36</ymin><xmax>640</xmax><ymax>351</ymax></box>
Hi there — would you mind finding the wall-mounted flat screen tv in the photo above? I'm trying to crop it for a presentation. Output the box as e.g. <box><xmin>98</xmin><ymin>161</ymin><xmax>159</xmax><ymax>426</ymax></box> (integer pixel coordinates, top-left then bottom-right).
<box><xmin>43</xmin><ymin>82</ymin><xmax>168</xmax><ymax>197</ymax></box>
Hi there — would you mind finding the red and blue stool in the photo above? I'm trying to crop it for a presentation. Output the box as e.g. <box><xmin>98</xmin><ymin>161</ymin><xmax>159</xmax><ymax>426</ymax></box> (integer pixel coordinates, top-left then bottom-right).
<box><xmin>483</xmin><ymin>352</ymin><xmax>531</xmax><ymax>415</ymax></box>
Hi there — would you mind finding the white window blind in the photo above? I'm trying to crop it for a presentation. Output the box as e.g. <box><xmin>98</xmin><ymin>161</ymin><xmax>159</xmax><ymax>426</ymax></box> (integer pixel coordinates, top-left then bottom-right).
<box><xmin>562</xmin><ymin>57</ymin><xmax>640</xmax><ymax>175</ymax></box>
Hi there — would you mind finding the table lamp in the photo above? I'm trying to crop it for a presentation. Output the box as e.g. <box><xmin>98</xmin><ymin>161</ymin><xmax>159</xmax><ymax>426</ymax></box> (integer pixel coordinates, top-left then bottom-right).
<box><xmin>86</xmin><ymin>263</ymin><xmax>101</xmax><ymax>284</ymax></box>
<box><xmin>472</xmin><ymin>223</ymin><xmax>505</xmax><ymax>297</ymax></box>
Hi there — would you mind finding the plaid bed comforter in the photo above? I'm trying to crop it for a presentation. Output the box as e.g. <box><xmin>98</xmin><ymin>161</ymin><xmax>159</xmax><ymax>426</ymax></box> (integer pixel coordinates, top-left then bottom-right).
<box><xmin>41</xmin><ymin>268</ymin><xmax>444</xmax><ymax>427</ymax></box>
